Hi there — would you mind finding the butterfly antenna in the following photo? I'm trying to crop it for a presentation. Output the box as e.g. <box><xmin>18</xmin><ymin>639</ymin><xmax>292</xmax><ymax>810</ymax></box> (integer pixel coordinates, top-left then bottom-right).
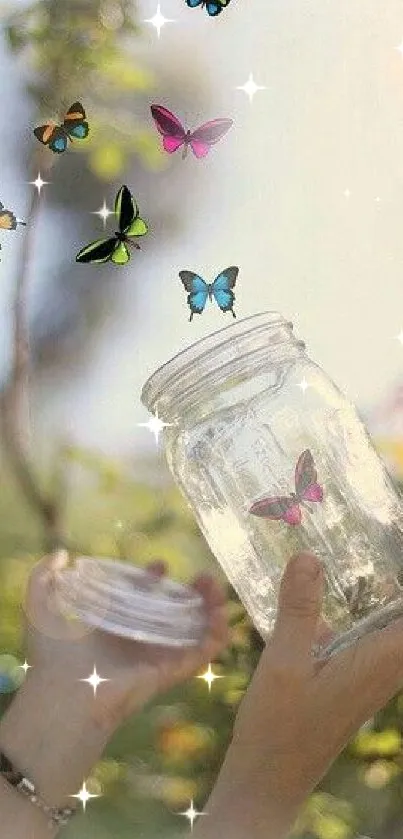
<box><xmin>231</xmin><ymin>309</ymin><xmax>236</xmax><ymax>318</ymax></box>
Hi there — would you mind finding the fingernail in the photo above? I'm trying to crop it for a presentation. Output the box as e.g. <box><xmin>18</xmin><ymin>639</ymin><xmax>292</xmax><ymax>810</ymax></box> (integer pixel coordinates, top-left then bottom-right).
<box><xmin>50</xmin><ymin>549</ymin><xmax>69</xmax><ymax>572</ymax></box>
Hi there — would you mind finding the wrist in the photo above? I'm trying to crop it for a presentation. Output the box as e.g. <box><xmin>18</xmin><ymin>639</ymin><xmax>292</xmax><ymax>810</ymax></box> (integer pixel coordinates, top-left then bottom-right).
<box><xmin>0</xmin><ymin>773</ymin><xmax>60</xmax><ymax>839</ymax></box>
<box><xmin>0</xmin><ymin>667</ymin><xmax>111</xmax><ymax>809</ymax></box>
<box><xmin>193</xmin><ymin>735</ymin><xmax>308</xmax><ymax>839</ymax></box>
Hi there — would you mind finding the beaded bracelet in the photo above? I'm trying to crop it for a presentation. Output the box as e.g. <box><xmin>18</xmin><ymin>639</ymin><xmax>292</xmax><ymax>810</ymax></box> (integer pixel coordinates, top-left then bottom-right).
<box><xmin>0</xmin><ymin>751</ymin><xmax>75</xmax><ymax>829</ymax></box>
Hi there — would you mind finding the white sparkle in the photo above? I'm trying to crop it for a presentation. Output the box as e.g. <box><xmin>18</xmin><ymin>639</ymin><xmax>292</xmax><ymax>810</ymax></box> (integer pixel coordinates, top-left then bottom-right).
<box><xmin>297</xmin><ymin>378</ymin><xmax>310</xmax><ymax>394</ymax></box>
<box><xmin>343</xmin><ymin>188</ymin><xmax>351</xmax><ymax>199</ymax></box>
<box><xmin>28</xmin><ymin>172</ymin><xmax>49</xmax><ymax>194</ymax></box>
<box><xmin>92</xmin><ymin>199</ymin><xmax>113</xmax><ymax>228</ymax></box>
<box><xmin>396</xmin><ymin>40</ymin><xmax>403</xmax><ymax>58</ymax></box>
<box><xmin>197</xmin><ymin>663</ymin><xmax>223</xmax><ymax>693</ymax></box>
<box><xmin>375</xmin><ymin>196</ymin><xmax>381</xmax><ymax>203</ymax></box>
<box><xmin>18</xmin><ymin>660</ymin><xmax>32</xmax><ymax>675</ymax></box>
<box><xmin>395</xmin><ymin>330</ymin><xmax>403</xmax><ymax>345</ymax></box>
<box><xmin>79</xmin><ymin>666</ymin><xmax>110</xmax><ymax>697</ymax></box>
<box><xmin>70</xmin><ymin>781</ymin><xmax>100</xmax><ymax>811</ymax></box>
<box><xmin>144</xmin><ymin>4</ymin><xmax>174</xmax><ymax>38</ymax></box>
<box><xmin>178</xmin><ymin>799</ymin><xmax>207</xmax><ymax>832</ymax></box>
<box><xmin>136</xmin><ymin>409</ymin><xmax>174</xmax><ymax>445</ymax></box>
<box><xmin>236</xmin><ymin>72</ymin><xmax>266</xmax><ymax>102</ymax></box>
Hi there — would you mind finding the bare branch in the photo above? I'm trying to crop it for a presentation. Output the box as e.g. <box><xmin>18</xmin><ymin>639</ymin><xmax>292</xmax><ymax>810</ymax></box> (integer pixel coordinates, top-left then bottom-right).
<box><xmin>0</xmin><ymin>160</ymin><xmax>64</xmax><ymax>553</ymax></box>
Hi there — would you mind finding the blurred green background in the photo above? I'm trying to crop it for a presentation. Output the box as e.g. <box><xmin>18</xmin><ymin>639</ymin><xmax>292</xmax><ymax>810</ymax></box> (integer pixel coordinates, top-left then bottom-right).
<box><xmin>1</xmin><ymin>2</ymin><xmax>403</xmax><ymax>839</ymax></box>
<box><xmin>2</xmin><ymin>447</ymin><xmax>403</xmax><ymax>839</ymax></box>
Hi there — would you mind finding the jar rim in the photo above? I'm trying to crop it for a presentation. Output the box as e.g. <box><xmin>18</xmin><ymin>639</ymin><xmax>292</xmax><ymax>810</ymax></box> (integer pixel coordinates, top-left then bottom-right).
<box><xmin>141</xmin><ymin>311</ymin><xmax>296</xmax><ymax>413</ymax></box>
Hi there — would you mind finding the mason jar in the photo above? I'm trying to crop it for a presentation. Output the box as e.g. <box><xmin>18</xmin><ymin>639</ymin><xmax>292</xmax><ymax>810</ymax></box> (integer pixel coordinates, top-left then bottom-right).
<box><xmin>141</xmin><ymin>311</ymin><xmax>403</xmax><ymax>658</ymax></box>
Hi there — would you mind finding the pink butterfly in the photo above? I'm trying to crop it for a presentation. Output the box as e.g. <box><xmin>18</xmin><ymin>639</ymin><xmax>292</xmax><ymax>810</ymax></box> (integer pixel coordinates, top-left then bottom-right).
<box><xmin>150</xmin><ymin>104</ymin><xmax>233</xmax><ymax>159</ymax></box>
<box><xmin>248</xmin><ymin>450</ymin><xmax>324</xmax><ymax>526</ymax></box>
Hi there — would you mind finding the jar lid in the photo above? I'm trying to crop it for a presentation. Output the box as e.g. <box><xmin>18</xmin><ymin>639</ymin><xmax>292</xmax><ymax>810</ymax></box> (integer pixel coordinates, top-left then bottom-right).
<box><xmin>54</xmin><ymin>556</ymin><xmax>207</xmax><ymax>647</ymax></box>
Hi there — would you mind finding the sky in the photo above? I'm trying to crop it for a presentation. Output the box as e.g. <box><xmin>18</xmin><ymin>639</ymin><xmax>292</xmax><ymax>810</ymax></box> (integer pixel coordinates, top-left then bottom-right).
<box><xmin>1</xmin><ymin>0</ymin><xmax>403</xmax><ymax>459</ymax></box>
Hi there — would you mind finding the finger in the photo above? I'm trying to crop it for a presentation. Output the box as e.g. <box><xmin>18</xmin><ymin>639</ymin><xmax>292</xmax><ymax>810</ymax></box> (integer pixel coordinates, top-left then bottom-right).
<box><xmin>24</xmin><ymin>551</ymin><xmax>89</xmax><ymax>642</ymax></box>
<box><xmin>312</xmin><ymin>617</ymin><xmax>338</xmax><ymax>673</ymax></box>
<box><xmin>332</xmin><ymin>615</ymin><xmax>403</xmax><ymax>715</ymax></box>
<box><xmin>314</xmin><ymin>617</ymin><xmax>336</xmax><ymax>648</ymax></box>
<box><xmin>272</xmin><ymin>553</ymin><xmax>324</xmax><ymax>662</ymax></box>
<box><xmin>26</xmin><ymin>550</ymin><xmax>69</xmax><ymax>604</ymax></box>
<box><xmin>190</xmin><ymin>572</ymin><xmax>226</xmax><ymax>609</ymax></box>
<box><xmin>145</xmin><ymin>559</ymin><xmax>166</xmax><ymax>578</ymax></box>
<box><xmin>191</xmin><ymin>573</ymin><xmax>229</xmax><ymax>659</ymax></box>
<box><xmin>200</xmin><ymin>601</ymin><xmax>229</xmax><ymax>659</ymax></box>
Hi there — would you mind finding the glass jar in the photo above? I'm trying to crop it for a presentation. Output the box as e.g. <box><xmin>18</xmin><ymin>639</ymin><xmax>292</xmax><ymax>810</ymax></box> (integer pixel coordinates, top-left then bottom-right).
<box><xmin>53</xmin><ymin>556</ymin><xmax>207</xmax><ymax>648</ymax></box>
<box><xmin>141</xmin><ymin>311</ymin><xmax>403</xmax><ymax>658</ymax></box>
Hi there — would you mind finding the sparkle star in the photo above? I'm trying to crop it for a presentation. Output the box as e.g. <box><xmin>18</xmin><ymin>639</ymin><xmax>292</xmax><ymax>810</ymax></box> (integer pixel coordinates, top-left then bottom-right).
<box><xmin>178</xmin><ymin>799</ymin><xmax>207</xmax><ymax>832</ymax></box>
<box><xmin>28</xmin><ymin>172</ymin><xmax>49</xmax><ymax>194</ymax></box>
<box><xmin>197</xmin><ymin>663</ymin><xmax>223</xmax><ymax>693</ymax></box>
<box><xmin>70</xmin><ymin>781</ymin><xmax>100</xmax><ymax>812</ymax></box>
<box><xmin>92</xmin><ymin>199</ymin><xmax>113</xmax><ymax>228</ymax></box>
<box><xmin>137</xmin><ymin>409</ymin><xmax>174</xmax><ymax>445</ymax></box>
<box><xmin>395</xmin><ymin>330</ymin><xmax>403</xmax><ymax>345</ymax></box>
<box><xmin>396</xmin><ymin>40</ymin><xmax>403</xmax><ymax>58</ymax></box>
<box><xmin>343</xmin><ymin>188</ymin><xmax>351</xmax><ymax>199</ymax></box>
<box><xmin>79</xmin><ymin>666</ymin><xmax>109</xmax><ymax>697</ymax></box>
<box><xmin>18</xmin><ymin>660</ymin><xmax>32</xmax><ymax>675</ymax></box>
<box><xmin>297</xmin><ymin>378</ymin><xmax>309</xmax><ymax>393</ymax></box>
<box><xmin>144</xmin><ymin>4</ymin><xmax>174</xmax><ymax>38</ymax></box>
<box><xmin>236</xmin><ymin>72</ymin><xmax>266</xmax><ymax>102</ymax></box>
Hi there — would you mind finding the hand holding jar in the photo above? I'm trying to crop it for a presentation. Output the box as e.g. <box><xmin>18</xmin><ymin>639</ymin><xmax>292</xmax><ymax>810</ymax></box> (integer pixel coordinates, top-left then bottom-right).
<box><xmin>193</xmin><ymin>552</ymin><xmax>403</xmax><ymax>839</ymax></box>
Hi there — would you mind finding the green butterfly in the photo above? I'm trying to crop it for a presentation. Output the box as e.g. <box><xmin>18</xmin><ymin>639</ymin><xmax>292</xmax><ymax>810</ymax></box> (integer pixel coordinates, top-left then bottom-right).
<box><xmin>76</xmin><ymin>185</ymin><xmax>148</xmax><ymax>265</ymax></box>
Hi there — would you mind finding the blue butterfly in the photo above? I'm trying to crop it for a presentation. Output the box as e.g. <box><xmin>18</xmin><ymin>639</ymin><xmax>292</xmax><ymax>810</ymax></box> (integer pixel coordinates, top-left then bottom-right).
<box><xmin>185</xmin><ymin>0</ymin><xmax>232</xmax><ymax>16</ymax></box>
<box><xmin>179</xmin><ymin>266</ymin><xmax>238</xmax><ymax>320</ymax></box>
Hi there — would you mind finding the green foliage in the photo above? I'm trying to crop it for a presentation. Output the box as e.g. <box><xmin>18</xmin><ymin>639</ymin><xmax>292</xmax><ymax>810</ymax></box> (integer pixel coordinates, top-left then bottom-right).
<box><xmin>3</xmin><ymin>0</ymin><xmax>166</xmax><ymax>178</ymax></box>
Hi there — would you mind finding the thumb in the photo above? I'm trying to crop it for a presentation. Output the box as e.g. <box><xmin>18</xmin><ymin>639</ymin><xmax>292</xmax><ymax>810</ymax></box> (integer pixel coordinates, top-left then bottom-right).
<box><xmin>273</xmin><ymin>553</ymin><xmax>324</xmax><ymax>660</ymax></box>
<box><xmin>26</xmin><ymin>550</ymin><xmax>69</xmax><ymax>606</ymax></box>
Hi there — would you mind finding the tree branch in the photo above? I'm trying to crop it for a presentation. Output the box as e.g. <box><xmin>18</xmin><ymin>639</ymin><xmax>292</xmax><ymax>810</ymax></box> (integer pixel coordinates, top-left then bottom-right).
<box><xmin>0</xmin><ymin>160</ymin><xmax>64</xmax><ymax>553</ymax></box>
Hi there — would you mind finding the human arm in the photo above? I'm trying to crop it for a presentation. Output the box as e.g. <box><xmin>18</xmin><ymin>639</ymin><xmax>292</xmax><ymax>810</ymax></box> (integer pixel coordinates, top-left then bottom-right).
<box><xmin>192</xmin><ymin>552</ymin><xmax>403</xmax><ymax>839</ymax></box>
<box><xmin>0</xmin><ymin>552</ymin><xmax>228</xmax><ymax>838</ymax></box>
<box><xmin>5</xmin><ymin>550</ymin><xmax>403</xmax><ymax>839</ymax></box>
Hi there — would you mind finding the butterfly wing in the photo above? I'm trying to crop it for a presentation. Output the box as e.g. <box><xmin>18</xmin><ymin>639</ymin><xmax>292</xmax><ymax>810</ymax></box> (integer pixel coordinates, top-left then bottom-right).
<box><xmin>115</xmin><ymin>185</ymin><xmax>137</xmax><ymax>233</ymax></box>
<box><xmin>34</xmin><ymin>124</ymin><xmax>68</xmax><ymax>154</ymax></box>
<box><xmin>189</xmin><ymin>118</ymin><xmax>233</xmax><ymax>157</ymax></box>
<box><xmin>0</xmin><ymin>210</ymin><xmax>17</xmax><ymax>230</ymax></box>
<box><xmin>63</xmin><ymin>102</ymin><xmax>89</xmax><ymax>140</ymax></box>
<box><xmin>111</xmin><ymin>241</ymin><xmax>130</xmax><ymax>265</ymax></box>
<box><xmin>115</xmin><ymin>184</ymin><xmax>148</xmax><ymax>239</ymax></box>
<box><xmin>294</xmin><ymin>449</ymin><xmax>324</xmax><ymax>502</ymax></box>
<box><xmin>125</xmin><ymin>217</ymin><xmax>148</xmax><ymax>238</ymax></box>
<box><xmin>76</xmin><ymin>237</ymin><xmax>118</xmax><ymax>264</ymax></box>
<box><xmin>150</xmin><ymin>105</ymin><xmax>186</xmax><ymax>154</ymax></box>
<box><xmin>206</xmin><ymin>0</ymin><xmax>230</xmax><ymax>14</ymax></box>
<box><xmin>163</xmin><ymin>136</ymin><xmax>186</xmax><ymax>154</ymax></box>
<box><xmin>185</xmin><ymin>0</ymin><xmax>204</xmax><ymax>7</ymax></box>
<box><xmin>179</xmin><ymin>271</ymin><xmax>209</xmax><ymax>318</ymax></box>
<box><xmin>211</xmin><ymin>266</ymin><xmax>238</xmax><ymax>315</ymax></box>
<box><xmin>249</xmin><ymin>495</ymin><xmax>302</xmax><ymax>525</ymax></box>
